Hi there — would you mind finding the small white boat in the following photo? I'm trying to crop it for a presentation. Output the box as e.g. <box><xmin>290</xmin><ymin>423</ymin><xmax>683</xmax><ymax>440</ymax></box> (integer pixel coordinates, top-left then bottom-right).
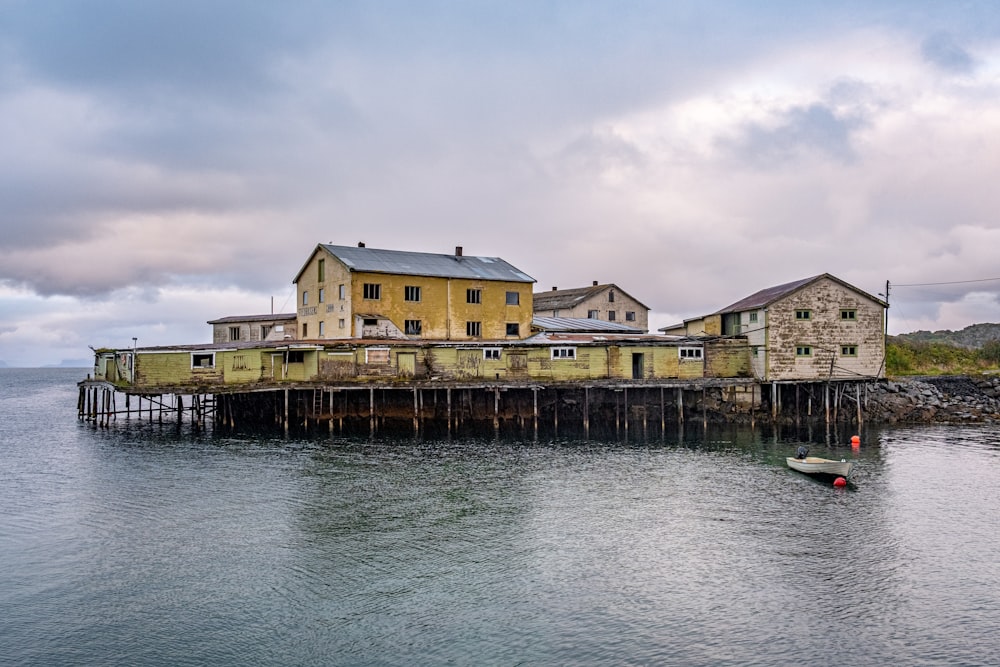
<box><xmin>786</xmin><ymin>456</ymin><xmax>853</xmax><ymax>478</ymax></box>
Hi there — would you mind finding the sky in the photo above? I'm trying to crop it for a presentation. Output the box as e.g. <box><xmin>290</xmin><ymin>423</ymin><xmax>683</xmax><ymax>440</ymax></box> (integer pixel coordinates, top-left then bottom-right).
<box><xmin>3</xmin><ymin>1</ymin><xmax>1000</xmax><ymax>366</ymax></box>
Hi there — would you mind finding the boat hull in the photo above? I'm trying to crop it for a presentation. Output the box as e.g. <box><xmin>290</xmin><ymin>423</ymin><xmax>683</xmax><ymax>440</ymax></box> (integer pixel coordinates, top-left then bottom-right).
<box><xmin>786</xmin><ymin>456</ymin><xmax>852</xmax><ymax>477</ymax></box>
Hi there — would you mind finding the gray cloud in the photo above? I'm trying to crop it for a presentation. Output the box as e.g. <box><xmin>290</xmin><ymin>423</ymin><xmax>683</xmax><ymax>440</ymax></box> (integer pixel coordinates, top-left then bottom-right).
<box><xmin>921</xmin><ymin>32</ymin><xmax>975</xmax><ymax>73</ymax></box>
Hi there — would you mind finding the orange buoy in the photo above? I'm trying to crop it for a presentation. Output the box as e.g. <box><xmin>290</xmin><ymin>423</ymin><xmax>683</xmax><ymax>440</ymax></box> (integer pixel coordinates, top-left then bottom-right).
<box><xmin>833</xmin><ymin>477</ymin><xmax>847</xmax><ymax>487</ymax></box>
<box><xmin>851</xmin><ymin>435</ymin><xmax>861</xmax><ymax>449</ymax></box>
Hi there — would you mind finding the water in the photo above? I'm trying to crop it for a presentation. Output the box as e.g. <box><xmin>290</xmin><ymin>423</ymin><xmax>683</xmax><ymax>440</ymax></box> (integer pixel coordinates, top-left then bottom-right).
<box><xmin>3</xmin><ymin>369</ymin><xmax>1000</xmax><ymax>666</ymax></box>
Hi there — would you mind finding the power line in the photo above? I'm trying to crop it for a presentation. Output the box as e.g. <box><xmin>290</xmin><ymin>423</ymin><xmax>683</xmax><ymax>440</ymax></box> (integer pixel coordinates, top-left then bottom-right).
<box><xmin>893</xmin><ymin>277</ymin><xmax>1000</xmax><ymax>287</ymax></box>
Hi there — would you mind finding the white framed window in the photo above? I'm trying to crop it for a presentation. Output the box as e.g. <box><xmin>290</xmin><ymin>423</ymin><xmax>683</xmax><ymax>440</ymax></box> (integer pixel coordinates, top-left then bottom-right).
<box><xmin>749</xmin><ymin>312</ymin><xmax>758</xmax><ymax>323</ymax></box>
<box><xmin>302</xmin><ymin>291</ymin><xmax>309</xmax><ymax>306</ymax></box>
<box><xmin>796</xmin><ymin>346</ymin><xmax>812</xmax><ymax>356</ymax></box>
<box><xmin>405</xmin><ymin>285</ymin><xmax>421</xmax><ymax>302</ymax></box>
<box><xmin>679</xmin><ymin>347</ymin><xmax>703</xmax><ymax>359</ymax></box>
<box><xmin>191</xmin><ymin>352</ymin><xmax>215</xmax><ymax>369</ymax></box>
<box><xmin>841</xmin><ymin>345</ymin><xmax>857</xmax><ymax>356</ymax></box>
<box><xmin>467</xmin><ymin>288</ymin><xmax>482</xmax><ymax>304</ymax></box>
<box><xmin>795</xmin><ymin>309</ymin><xmax>811</xmax><ymax>320</ymax></box>
<box><xmin>318</xmin><ymin>321</ymin><xmax>325</xmax><ymax>337</ymax></box>
<box><xmin>363</xmin><ymin>283</ymin><xmax>381</xmax><ymax>300</ymax></box>
<box><xmin>587</xmin><ymin>310</ymin><xmax>598</xmax><ymax>319</ymax></box>
<box><xmin>318</xmin><ymin>288</ymin><xmax>325</xmax><ymax>303</ymax></box>
<box><xmin>551</xmin><ymin>347</ymin><xmax>576</xmax><ymax>359</ymax></box>
<box><xmin>841</xmin><ymin>309</ymin><xmax>857</xmax><ymax>321</ymax></box>
<box><xmin>466</xmin><ymin>321</ymin><xmax>482</xmax><ymax>337</ymax></box>
<box><xmin>338</xmin><ymin>318</ymin><xmax>345</xmax><ymax>329</ymax></box>
<box><xmin>483</xmin><ymin>348</ymin><xmax>501</xmax><ymax>360</ymax></box>
<box><xmin>338</xmin><ymin>284</ymin><xmax>346</xmax><ymax>300</ymax></box>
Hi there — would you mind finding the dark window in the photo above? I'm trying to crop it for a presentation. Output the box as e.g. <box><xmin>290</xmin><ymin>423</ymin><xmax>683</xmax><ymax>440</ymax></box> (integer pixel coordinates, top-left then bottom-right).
<box><xmin>466</xmin><ymin>321</ymin><xmax>482</xmax><ymax>337</ymax></box>
<box><xmin>506</xmin><ymin>291</ymin><xmax>519</xmax><ymax>305</ymax></box>
<box><xmin>405</xmin><ymin>320</ymin><xmax>422</xmax><ymax>335</ymax></box>
<box><xmin>318</xmin><ymin>288</ymin><xmax>325</xmax><ymax>303</ymax></box>
<box><xmin>506</xmin><ymin>323</ymin><xmax>519</xmax><ymax>336</ymax></box>
<box><xmin>228</xmin><ymin>326</ymin><xmax>240</xmax><ymax>341</ymax></box>
<box><xmin>626</xmin><ymin>311</ymin><xmax>636</xmax><ymax>321</ymax></box>
<box><xmin>260</xmin><ymin>325</ymin><xmax>271</xmax><ymax>339</ymax></box>
<box><xmin>841</xmin><ymin>345</ymin><xmax>857</xmax><ymax>356</ymax></box>
<box><xmin>363</xmin><ymin>318</ymin><xmax>378</xmax><ymax>326</ymax></box>
<box><xmin>318</xmin><ymin>258</ymin><xmax>325</xmax><ymax>282</ymax></box>
<box><xmin>302</xmin><ymin>323</ymin><xmax>308</xmax><ymax>337</ymax></box>
<box><xmin>484</xmin><ymin>348</ymin><xmax>501</xmax><ymax>360</ymax></box>
<box><xmin>841</xmin><ymin>309</ymin><xmax>857</xmax><ymax>320</ymax></box>
<box><xmin>609</xmin><ymin>290</ymin><xmax>615</xmax><ymax>302</ymax></box>
<box><xmin>405</xmin><ymin>286</ymin><xmax>421</xmax><ymax>302</ymax></box>
<box><xmin>467</xmin><ymin>288</ymin><xmax>482</xmax><ymax>304</ymax></box>
<box><xmin>192</xmin><ymin>353</ymin><xmax>215</xmax><ymax>368</ymax></box>
<box><xmin>796</xmin><ymin>346</ymin><xmax>812</xmax><ymax>356</ymax></box>
<box><xmin>363</xmin><ymin>283</ymin><xmax>381</xmax><ymax>300</ymax></box>
<box><xmin>588</xmin><ymin>310</ymin><xmax>599</xmax><ymax>319</ymax></box>
<box><xmin>287</xmin><ymin>351</ymin><xmax>305</xmax><ymax>363</ymax></box>
<box><xmin>608</xmin><ymin>311</ymin><xmax>616</xmax><ymax>321</ymax></box>
<box><xmin>795</xmin><ymin>310</ymin><xmax>811</xmax><ymax>320</ymax></box>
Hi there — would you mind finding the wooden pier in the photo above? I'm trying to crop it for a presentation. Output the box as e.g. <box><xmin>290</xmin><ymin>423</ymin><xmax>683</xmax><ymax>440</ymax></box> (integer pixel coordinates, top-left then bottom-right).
<box><xmin>77</xmin><ymin>377</ymin><xmax>878</xmax><ymax>438</ymax></box>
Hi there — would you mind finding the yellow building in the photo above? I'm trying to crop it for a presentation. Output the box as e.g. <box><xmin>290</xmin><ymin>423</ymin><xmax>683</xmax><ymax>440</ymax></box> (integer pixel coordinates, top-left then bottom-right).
<box><xmin>292</xmin><ymin>243</ymin><xmax>535</xmax><ymax>342</ymax></box>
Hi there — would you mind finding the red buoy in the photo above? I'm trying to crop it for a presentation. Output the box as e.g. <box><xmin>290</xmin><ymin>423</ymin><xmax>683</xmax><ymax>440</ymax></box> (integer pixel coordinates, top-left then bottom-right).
<box><xmin>851</xmin><ymin>435</ymin><xmax>861</xmax><ymax>449</ymax></box>
<box><xmin>833</xmin><ymin>477</ymin><xmax>847</xmax><ymax>487</ymax></box>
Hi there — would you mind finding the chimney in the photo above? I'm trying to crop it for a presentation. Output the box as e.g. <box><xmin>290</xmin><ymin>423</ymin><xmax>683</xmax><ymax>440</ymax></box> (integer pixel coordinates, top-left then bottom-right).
<box><xmin>593</xmin><ymin>280</ymin><xmax>598</xmax><ymax>286</ymax></box>
<box><xmin>358</xmin><ymin>241</ymin><xmax>365</xmax><ymax>248</ymax></box>
<box><xmin>552</xmin><ymin>286</ymin><xmax>558</xmax><ymax>291</ymax></box>
<box><xmin>455</xmin><ymin>246</ymin><xmax>463</xmax><ymax>257</ymax></box>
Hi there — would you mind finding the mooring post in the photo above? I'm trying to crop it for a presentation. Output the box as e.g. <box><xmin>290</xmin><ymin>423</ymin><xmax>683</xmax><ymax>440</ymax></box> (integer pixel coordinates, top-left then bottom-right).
<box><xmin>677</xmin><ymin>387</ymin><xmax>684</xmax><ymax>427</ymax></box>
<box><xmin>771</xmin><ymin>383</ymin><xmax>778</xmax><ymax>422</ymax></box>
<box><xmin>856</xmin><ymin>383</ymin><xmax>863</xmax><ymax>427</ymax></box>
<box><xmin>493</xmin><ymin>387</ymin><xmax>500</xmax><ymax>437</ymax></box>
<box><xmin>284</xmin><ymin>389</ymin><xmax>290</xmax><ymax>434</ymax></box>
<box><xmin>583</xmin><ymin>386</ymin><xmax>590</xmax><ymax>440</ymax></box>
<box><xmin>447</xmin><ymin>387</ymin><xmax>452</xmax><ymax>437</ymax></box>
<box><xmin>532</xmin><ymin>387</ymin><xmax>538</xmax><ymax>441</ymax></box>
<box><xmin>624</xmin><ymin>387</ymin><xmax>629</xmax><ymax>441</ymax></box>
<box><xmin>369</xmin><ymin>387</ymin><xmax>375</xmax><ymax>437</ymax></box>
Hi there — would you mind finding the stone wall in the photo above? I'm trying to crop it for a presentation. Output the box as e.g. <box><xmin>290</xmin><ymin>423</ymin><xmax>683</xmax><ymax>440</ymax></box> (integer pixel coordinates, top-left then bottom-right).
<box><xmin>867</xmin><ymin>375</ymin><xmax>1000</xmax><ymax>424</ymax></box>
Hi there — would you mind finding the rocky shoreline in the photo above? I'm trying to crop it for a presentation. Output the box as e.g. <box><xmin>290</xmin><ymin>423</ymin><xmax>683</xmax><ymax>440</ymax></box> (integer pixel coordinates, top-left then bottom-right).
<box><xmin>867</xmin><ymin>375</ymin><xmax>1000</xmax><ymax>424</ymax></box>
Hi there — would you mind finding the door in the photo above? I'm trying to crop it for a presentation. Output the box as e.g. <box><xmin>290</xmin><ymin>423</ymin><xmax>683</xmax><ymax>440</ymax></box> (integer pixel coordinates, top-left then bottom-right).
<box><xmin>632</xmin><ymin>352</ymin><xmax>645</xmax><ymax>379</ymax></box>
<box><xmin>397</xmin><ymin>353</ymin><xmax>416</xmax><ymax>378</ymax></box>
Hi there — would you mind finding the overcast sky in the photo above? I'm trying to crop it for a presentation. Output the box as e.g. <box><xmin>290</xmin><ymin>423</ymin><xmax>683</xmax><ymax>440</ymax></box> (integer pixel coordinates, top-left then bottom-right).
<box><xmin>3</xmin><ymin>1</ymin><xmax>1000</xmax><ymax>366</ymax></box>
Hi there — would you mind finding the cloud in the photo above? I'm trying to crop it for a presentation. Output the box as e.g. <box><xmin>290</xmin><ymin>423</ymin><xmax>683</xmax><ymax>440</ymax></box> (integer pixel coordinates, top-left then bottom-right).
<box><xmin>921</xmin><ymin>32</ymin><xmax>975</xmax><ymax>73</ymax></box>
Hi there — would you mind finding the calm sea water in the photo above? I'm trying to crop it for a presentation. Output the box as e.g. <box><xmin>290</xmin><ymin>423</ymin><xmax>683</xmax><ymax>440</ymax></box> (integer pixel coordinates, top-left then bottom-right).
<box><xmin>2</xmin><ymin>369</ymin><xmax>1000</xmax><ymax>666</ymax></box>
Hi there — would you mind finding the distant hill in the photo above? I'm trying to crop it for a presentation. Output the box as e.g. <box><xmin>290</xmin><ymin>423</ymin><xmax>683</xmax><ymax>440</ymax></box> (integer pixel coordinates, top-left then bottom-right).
<box><xmin>893</xmin><ymin>323</ymin><xmax>1000</xmax><ymax>349</ymax></box>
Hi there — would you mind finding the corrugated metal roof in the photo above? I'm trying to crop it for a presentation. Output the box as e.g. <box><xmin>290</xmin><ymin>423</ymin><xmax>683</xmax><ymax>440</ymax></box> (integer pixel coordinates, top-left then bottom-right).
<box><xmin>321</xmin><ymin>245</ymin><xmax>535</xmax><ymax>283</ymax></box>
<box><xmin>207</xmin><ymin>313</ymin><xmax>297</xmax><ymax>325</ymax></box>
<box><xmin>532</xmin><ymin>316</ymin><xmax>644</xmax><ymax>333</ymax></box>
<box><xmin>714</xmin><ymin>273</ymin><xmax>888</xmax><ymax>314</ymax></box>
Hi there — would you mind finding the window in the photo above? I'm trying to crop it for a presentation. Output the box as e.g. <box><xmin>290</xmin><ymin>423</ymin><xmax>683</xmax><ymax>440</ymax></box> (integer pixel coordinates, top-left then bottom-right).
<box><xmin>338</xmin><ymin>318</ymin><xmax>345</xmax><ymax>329</ymax></box>
<box><xmin>466</xmin><ymin>321</ymin><xmax>482</xmax><ymax>337</ymax></box>
<box><xmin>841</xmin><ymin>345</ymin><xmax>858</xmax><ymax>356</ymax></box>
<box><xmin>302</xmin><ymin>291</ymin><xmax>309</xmax><ymax>306</ymax></box>
<box><xmin>588</xmin><ymin>310</ymin><xmax>599</xmax><ymax>319</ymax></box>
<box><xmin>749</xmin><ymin>312</ymin><xmax>758</xmax><ymax>323</ymax></box>
<box><xmin>551</xmin><ymin>347</ymin><xmax>576</xmax><ymax>359</ymax></box>
<box><xmin>232</xmin><ymin>354</ymin><xmax>248</xmax><ymax>370</ymax></box>
<box><xmin>506</xmin><ymin>291</ymin><xmax>519</xmax><ymax>305</ymax></box>
<box><xmin>626</xmin><ymin>311</ymin><xmax>636</xmax><ymax>321</ymax></box>
<box><xmin>318</xmin><ymin>321</ymin><xmax>325</xmax><ymax>337</ymax></box>
<box><xmin>484</xmin><ymin>348</ymin><xmax>501</xmax><ymax>360</ymax></box>
<box><xmin>363</xmin><ymin>283</ymin><xmax>381</xmax><ymax>300</ymax></box>
<box><xmin>191</xmin><ymin>353</ymin><xmax>215</xmax><ymax>369</ymax></box>
<box><xmin>260</xmin><ymin>325</ymin><xmax>271</xmax><ymax>339</ymax></box>
<box><xmin>609</xmin><ymin>290</ymin><xmax>615</xmax><ymax>302</ymax></box>
<box><xmin>287</xmin><ymin>351</ymin><xmax>305</xmax><ymax>363</ymax></box>
<box><xmin>302</xmin><ymin>323</ymin><xmax>308</xmax><ymax>337</ymax></box>
<box><xmin>405</xmin><ymin>319</ymin><xmax>422</xmax><ymax>335</ymax></box>
<box><xmin>679</xmin><ymin>347</ymin><xmax>703</xmax><ymax>359</ymax></box>
<box><xmin>338</xmin><ymin>284</ymin><xmax>346</xmax><ymax>300</ymax></box>
<box><xmin>608</xmin><ymin>311</ymin><xmax>616</xmax><ymax>321</ymax></box>
<box><xmin>506</xmin><ymin>323</ymin><xmax>519</xmax><ymax>336</ymax></box>
<box><xmin>404</xmin><ymin>285</ymin><xmax>421</xmax><ymax>302</ymax></box>
<box><xmin>796</xmin><ymin>346</ymin><xmax>812</xmax><ymax>356</ymax></box>
<box><xmin>751</xmin><ymin>346</ymin><xmax>759</xmax><ymax>357</ymax></box>
<box><xmin>795</xmin><ymin>309</ymin><xmax>811</xmax><ymax>320</ymax></box>
<box><xmin>363</xmin><ymin>318</ymin><xmax>378</xmax><ymax>326</ymax></box>
<box><xmin>841</xmin><ymin>309</ymin><xmax>857</xmax><ymax>321</ymax></box>
<box><xmin>318</xmin><ymin>258</ymin><xmax>325</xmax><ymax>282</ymax></box>
<box><xmin>228</xmin><ymin>326</ymin><xmax>240</xmax><ymax>341</ymax></box>
<box><xmin>467</xmin><ymin>288</ymin><xmax>482</xmax><ymax>304</ymax></box>
<box><xmin>318</xmin><ymin>288</ymin><xmax>325</xmax><ymax>303</ymax></box>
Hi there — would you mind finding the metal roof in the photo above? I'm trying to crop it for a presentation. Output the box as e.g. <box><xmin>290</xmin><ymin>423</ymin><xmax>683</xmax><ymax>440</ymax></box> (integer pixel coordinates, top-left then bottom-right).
<box><xmin>207</xmin><ymin>313</ymin><xmax>297</xmax><ymax>325</ymax></box>
<box><xmin>714</xmin><ymin>273</ymin><xmax>887</xmax><ymax>314</ymax></box>
<box><xmin>315</xmin><ymin>245</ymin><xmax>535</xmax><ymax>283</ymax></box>
<box><xmin>532</xmin><ymin>283</ymin><xmax>650</xmax><ymax>311</ymax></box>
<box><xmin>532</xmin><ymin>316</ymin><xmax>645</xmax><ymax>333</ymax></box>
